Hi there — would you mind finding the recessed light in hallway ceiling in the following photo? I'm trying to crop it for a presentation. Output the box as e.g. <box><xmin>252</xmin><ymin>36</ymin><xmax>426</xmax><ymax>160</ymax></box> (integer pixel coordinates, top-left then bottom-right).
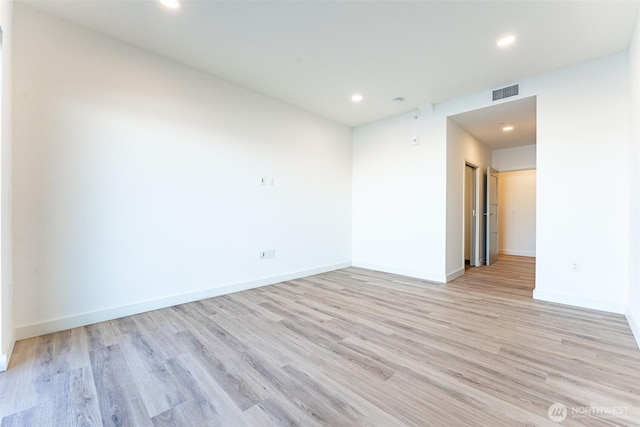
<box><xmin>497</xmin><ymin>34</ymin><xmax>516</xmax><ymax>47</ymax></box>
<box><xmin>158</xmin><ymin>0</ymin><xmax>180</xmax><ymax>10</ymax></box>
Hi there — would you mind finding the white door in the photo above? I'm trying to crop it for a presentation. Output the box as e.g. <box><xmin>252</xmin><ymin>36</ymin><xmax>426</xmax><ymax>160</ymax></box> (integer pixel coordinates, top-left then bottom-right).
<box><xmin>486</xmin><ymin>167</ymin><xmax>499</xmax><ymax>265</ymax></box>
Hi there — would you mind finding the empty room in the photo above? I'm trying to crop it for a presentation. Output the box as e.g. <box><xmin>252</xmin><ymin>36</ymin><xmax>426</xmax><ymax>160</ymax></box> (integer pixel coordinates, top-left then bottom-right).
<box><xmin>1</xmin><ymin>0</ymin><xmax>640</xmax><ymax>425</ymax></box>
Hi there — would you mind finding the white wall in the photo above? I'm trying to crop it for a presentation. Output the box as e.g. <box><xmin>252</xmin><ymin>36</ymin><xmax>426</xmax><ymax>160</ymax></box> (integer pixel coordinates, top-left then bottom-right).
<box><xmin>352</xmin><ymin>112</ymin><xmax>448</xmax><ymax>282</ymax></box>
<box><xmin>0</xmin><ymin>0</ymin><xmax>13</xmax><ymax>372</ymax></box>
<box><xmin>492</xmin><ymin>144</ymin><xmax>536</xmax><ymax>171</ymax></box>
<box><xmin>531</xmin><ymin>54</ymin><xmax>629</xmax><ymax>313</ymax></box>
<box><xmin>13</xmin><ymin>5</ymin><xmax>352</xmax><ymax>338</ymax></box>
<box><xmin>498</xmin><ymin>170</ymin><xmax>536</xmax><ymax>257</ymax></box>
<box><xmin>493</xmin><ymin>145</ymin><xmax>537</xmax><ymax>259</ymax></box>
<box><xmin>446</xmin><ymin>119</ymin><xmax>491</xmax><ymax>277</ymax></box>
<box><xmin>351</xmin><ymin>111</ymin><xmax>491</xmax><ymax>284</ymax></box>
<box><xmin>353</xmin><ymin>53</ymin><xmax>630</xmax><ymax>314</ymax></box>
<box><xmin>628</xmin><ymin>11</ymin><xmax>640</xmax><ymax>347</ymax></box>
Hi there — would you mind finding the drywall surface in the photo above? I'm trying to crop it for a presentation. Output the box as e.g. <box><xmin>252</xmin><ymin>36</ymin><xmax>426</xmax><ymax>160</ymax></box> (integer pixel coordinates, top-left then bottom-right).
<box><xmin>498</xmin><ymin>170</ymin><xmax>536</xmax><ymax>257</ymax></box>
<box><xmin>353</xmin><ymin>52</ymin><xmax>630</xmax><ymax>313</ymax></box>
<box><xmin>628</xmin><ymin>11</ymin><xmax>640</xmax><ymax>347</ymax></box>
<box><xmin>530</xmin><ymin>54</ymin><xmax>629</xmax><ymax>313</ymax></box>
<box><xmin>0</xmin><ymin>0</ymin><xmax>13</xmax><ymax>371</ymax></box>
<box><xmin>13</xmin><ymin>5</ymin><xmax>352</xmax><ymax>337</ymax></box>
<box><xmin>492</xmin><ymin>144</ymin><xmax>536</xmax><ymax>171</ymax></box>
<box><xmin>352</xmin><ymin>111</ymin><xmax>448</xmax><ymax>282</ymax></box>
<box><xmin>446</xmin><ymin>119</ymin><xmax>491</xmax><ymax>277</ymax></box>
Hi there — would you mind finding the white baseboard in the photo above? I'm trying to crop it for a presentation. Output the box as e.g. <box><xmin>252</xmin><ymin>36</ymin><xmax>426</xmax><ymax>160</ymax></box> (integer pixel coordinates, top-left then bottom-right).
<box><xmin>351</xmin><ymin>261</ymin><xmax>445</xmax><ymax>284</ymax></box>
<box><xmin>499</xmin><ymin>249</ymin><xmax>536</xmax><ymax>257</ymax></box>
<box><xmin>15</xmin><ymin>262</ymin><xmax>351</xmax><ymax>340</ymax></box>
<box><xmin>625</xmin><ymin>306</ymin><xmax>640</xmax><ymax>350</ymax></box>
<box><xmin>533</xmin><ymin>290</ymin><xmax>625</xmax><ymax>314</ymax></box>
<box><xmin>446</xmin><ymin>268</ymin><xmax>465</xmax><ymax>282</ymax></box>
<box><xmin>496</xmin><ymin>165</ymin><xmax>537</xmax><ymax>173</ymax></box>
<box><xmin>0</xmin><ymin>329</ymin><xmax>16</xmax><ymax>372</ymax></box>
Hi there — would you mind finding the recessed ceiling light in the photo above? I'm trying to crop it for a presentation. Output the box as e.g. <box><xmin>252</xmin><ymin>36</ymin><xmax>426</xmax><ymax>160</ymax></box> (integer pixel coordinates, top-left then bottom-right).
<box><xmin>497</xmin><ymin>35</ymin><xmax>516</xmax><ymax>47</ymax></box>
<box><xmin>392</xmin><ymin>97</ymin><xmax>404</xmax><ymax>104</ymax></box>
<box><xmin>502</xmin><ymin>125</ymin><xmax>514</xmax><ymax>132</ymax></box>
<box><xmin>351</xmin><ymin>94</ymin><xmax>363</xmax><ymax>103</ymax></box>
<box><xmin>159</xmin><ymin>0</ymin><xmax>180</xmax><ymax>9</ymax></box>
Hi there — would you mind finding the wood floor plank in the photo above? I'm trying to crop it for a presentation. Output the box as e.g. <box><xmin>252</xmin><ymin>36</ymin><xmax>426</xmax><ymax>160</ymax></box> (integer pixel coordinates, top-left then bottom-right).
<box><xmin>90</xmin><ymin>344</ymin><xmax>153</xmax><ymax>427</ymax></box>
<box><xmin>172</xmin><ymin>330</ymin><xmax>263</xmax><ymax>412</ymax></box>
<box><xmin>1</xmin><ymin>407</ymin><xmax>37</xmax><ymax>427</ymax></box>
<box><xmin>165</xmin><ymin>352</ymin><xmax>248</xmax><ymax>425</ymax></box>
<box><xmin>67</xmin><ymin>367</ymin><xmax>102</xmax><ymax>427</ymax></box>
<box><xmin>2</xmin><ymin>255</ymin><xmax>639</xmax><ymax>426</ymax></box>
<box><xmin>119</xmin><ymin>331</ymin><xmax>186</xmax><ymax>418</ymax></box>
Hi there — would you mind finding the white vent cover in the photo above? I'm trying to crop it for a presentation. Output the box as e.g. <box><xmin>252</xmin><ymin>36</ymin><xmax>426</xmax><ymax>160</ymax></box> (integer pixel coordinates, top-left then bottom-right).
<box><xmin>492</xmin><ymin>84</ymin><xmax>519</xmax><ymax>101</ymax></box>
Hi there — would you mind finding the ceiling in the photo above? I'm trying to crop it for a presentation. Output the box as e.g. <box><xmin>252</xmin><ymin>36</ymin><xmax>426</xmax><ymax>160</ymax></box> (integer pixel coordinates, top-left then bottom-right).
<box><xmin>450</xmin><ymin>96</ymin><xmax>536</xmax><ymax>150</ymax></box>
<box><xmin>19</xmin><ymin>0</ymin><xmax>640</xmax><ymax>129</ymax></box>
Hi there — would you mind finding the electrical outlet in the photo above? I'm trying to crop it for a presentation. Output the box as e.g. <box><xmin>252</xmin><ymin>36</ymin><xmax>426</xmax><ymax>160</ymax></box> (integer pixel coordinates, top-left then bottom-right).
<box><xmin>571</xmin><ymin>262</ymin><xmax>580</xmax><ymax>272</ymax></box>
<box><xmin>261</xmin><ymin>177</ymin><xmax>275</xmax><ymax>186</ymax></box>
<box><xmin>259</xmin><ymin>249</ymin><xmax>276</xmax><ymax>259</ymax></box>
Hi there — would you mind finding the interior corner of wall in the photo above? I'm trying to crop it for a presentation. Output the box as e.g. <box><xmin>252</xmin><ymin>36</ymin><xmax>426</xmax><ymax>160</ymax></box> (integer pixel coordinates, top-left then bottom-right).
<box><xmin>625</xmin><ymin>305</ymin><xmax>640</xmax><ymax>350</ymax></box>
<box><xmin>0</xmin><ymin>328</ymin><xmax>15</xmax><ymax>372</ymax></box>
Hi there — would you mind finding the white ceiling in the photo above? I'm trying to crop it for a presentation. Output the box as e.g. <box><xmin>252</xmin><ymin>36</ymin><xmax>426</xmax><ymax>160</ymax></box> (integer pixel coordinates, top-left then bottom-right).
<box><xmin>19</xmin><ymin>0</ymin><xmax>640</xmax><ymax>129</ymax></box>
<box><xmin>450</xmin><ymin>96</ymin><xmax>536</xmax><ymax>150</ymax></box>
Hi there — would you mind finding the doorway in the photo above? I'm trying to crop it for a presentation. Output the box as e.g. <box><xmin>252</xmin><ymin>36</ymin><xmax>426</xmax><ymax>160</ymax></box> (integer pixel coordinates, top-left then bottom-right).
<box><xmin>464</xmin><ymin>162</ymin><xmax>478</xmax><ymax>269</ymax></box>
<box><xmin>486</xmin><ymin>167</ymin><xmax>499</xmax><ymax>265</ymax></box>
<box><xmin>497</xmin><ymin>169</ymin><xmax>537</xmax><ymax>258</ymax></box>
<box><xmin>448</xmin><ymin>96</ymin><xmax>537</xmax><ymax>288</ymax></box>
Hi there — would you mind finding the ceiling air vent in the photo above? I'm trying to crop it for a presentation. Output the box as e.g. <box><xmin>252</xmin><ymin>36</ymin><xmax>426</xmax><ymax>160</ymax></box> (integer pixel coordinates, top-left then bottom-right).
<box><xmin>492</xmin><ymin>84</ymin><xmax>519</xmax><ymax>101</ymax></box>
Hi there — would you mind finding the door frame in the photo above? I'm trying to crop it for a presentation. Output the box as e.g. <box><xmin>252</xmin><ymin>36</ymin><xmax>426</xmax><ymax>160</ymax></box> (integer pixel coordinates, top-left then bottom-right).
<box><xmin>463</xmin><ymin>160</ymin><xmax>481</xmax><ymax>267</ymax></box>
<box><xmin>486</xmin><ymin>167</ymin><xmax>500</xmax><ymax>265</ymax></box>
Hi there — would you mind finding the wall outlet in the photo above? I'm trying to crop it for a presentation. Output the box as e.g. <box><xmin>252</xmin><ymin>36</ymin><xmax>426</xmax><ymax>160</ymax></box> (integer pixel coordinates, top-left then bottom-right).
<box><xmin>259</xmin><ymin>249</ymin><xmax>276</xmax><ymax>260</ymax></box>
<box><xmin>571</xmin><ymin>262</ymin><xmax>580</xmax><ymax>272</ymax></box>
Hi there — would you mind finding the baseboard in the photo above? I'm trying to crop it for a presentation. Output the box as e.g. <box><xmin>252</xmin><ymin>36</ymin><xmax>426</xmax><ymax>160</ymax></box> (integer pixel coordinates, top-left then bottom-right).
<box><xmin>351</xmin><ymin>261</ymin><xmax>445</xmax><ymax>284</ymax></box>
<box><xmin>15</xmin><ymin>261</ymin><xmax>351</xmax><ymax>340</ymax></box>
<box><xmin>446</xmin><ymin>268</ymin><xmax>465</xmax><ymax>282</ymax></box>
<box><xmin>499</xmin><ymin>249</ymin><xmax>536</xmax><ymax>257</ymax></box>
<box><xmin>533</xmin><ymin>290</ymin><xmax>626</xmax><ymax>314</ymax></box>
<box><xmin>0</xmin><ymin>329</ymin><xmax>16</xmax><ymax>372</ymax></box>
<box><xmin>625</xmin><ymin>306</ymin><xmax>640</xmax><ymax>350</ymax></box>
<box><xmin>496</xmin><ymin>165</ymin><xmax>536</xmax><ymax>172</ymax></box>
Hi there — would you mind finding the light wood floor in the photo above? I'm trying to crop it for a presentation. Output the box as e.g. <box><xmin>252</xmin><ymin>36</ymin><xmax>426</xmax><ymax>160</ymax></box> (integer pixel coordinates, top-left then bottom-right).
<box><xmin>1</xmin><ymin>256</ymin><xmax>639</xmax><ymax>426</ymax></box>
